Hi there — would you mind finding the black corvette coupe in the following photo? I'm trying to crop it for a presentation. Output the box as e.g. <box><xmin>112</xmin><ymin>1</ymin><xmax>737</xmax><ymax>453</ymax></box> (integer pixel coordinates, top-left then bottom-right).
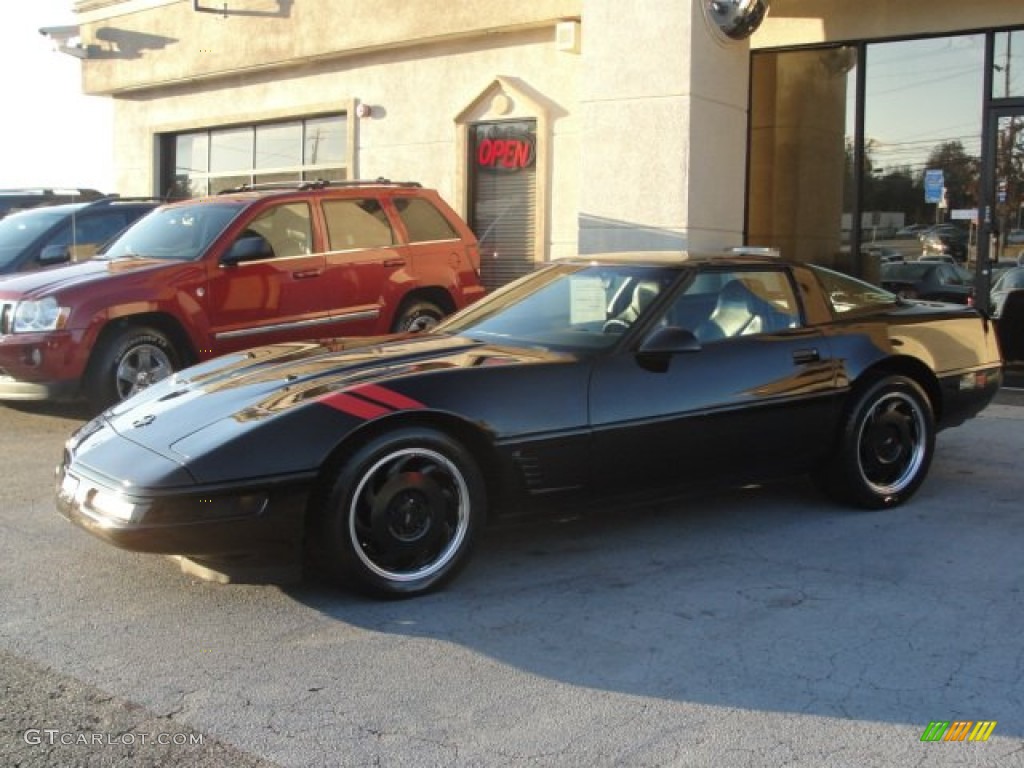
<box><xmin>56</xmin><ymin>252</ymin><xmax>1002</xmax><ymax>596</ymax></box>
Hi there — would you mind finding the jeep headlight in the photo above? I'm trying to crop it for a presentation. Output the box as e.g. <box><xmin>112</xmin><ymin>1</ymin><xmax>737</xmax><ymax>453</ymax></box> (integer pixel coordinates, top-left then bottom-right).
<box><xmin>12</xmin><ymin>297</ymin><xmax>69</xmax><ymax>333</ymax></box>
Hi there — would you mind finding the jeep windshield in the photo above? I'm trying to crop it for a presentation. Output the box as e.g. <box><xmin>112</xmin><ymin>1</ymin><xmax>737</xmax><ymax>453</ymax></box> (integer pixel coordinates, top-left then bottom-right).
<box><xmin>101</xmin><ymin>202</ymin><xmax>242</xmax><ymax>261</ymax></box>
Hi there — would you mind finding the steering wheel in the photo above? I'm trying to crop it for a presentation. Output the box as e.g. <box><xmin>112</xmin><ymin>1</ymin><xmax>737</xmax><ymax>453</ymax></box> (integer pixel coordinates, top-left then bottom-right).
<box><xmin>602</xmin><ymin>318</ymin><xmax>631</xmax><ymax>334</ymax></box>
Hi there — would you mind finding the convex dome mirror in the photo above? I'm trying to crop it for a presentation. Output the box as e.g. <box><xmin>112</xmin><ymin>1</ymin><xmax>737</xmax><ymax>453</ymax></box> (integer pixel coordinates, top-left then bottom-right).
<box><xmin>703</xmin><ymin>0</ymin><xmax>770</xmax><ymax>43</ymax></box>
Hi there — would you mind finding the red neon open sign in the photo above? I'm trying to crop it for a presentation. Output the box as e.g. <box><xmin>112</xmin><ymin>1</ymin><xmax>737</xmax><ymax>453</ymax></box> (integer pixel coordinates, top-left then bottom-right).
<box><xmin>476</xmin><ymin>136</ymin><xmax>535</xmax><ymax>171</ymax></box>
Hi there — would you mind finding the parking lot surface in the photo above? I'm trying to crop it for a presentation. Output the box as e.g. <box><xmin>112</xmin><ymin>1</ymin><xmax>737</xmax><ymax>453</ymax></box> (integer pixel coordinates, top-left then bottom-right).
<box><xmin>1</xmin><ymin>394</ymin><xmax>1023</xmax><ymax>767</ymax></box>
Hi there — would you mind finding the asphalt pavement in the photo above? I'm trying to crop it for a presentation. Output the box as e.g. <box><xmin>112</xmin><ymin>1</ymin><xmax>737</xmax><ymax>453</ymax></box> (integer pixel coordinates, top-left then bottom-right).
<box><xmin>2</xmin><ymin>386</ymin><xmax>1023</xmax><ymax>768</ymax></box>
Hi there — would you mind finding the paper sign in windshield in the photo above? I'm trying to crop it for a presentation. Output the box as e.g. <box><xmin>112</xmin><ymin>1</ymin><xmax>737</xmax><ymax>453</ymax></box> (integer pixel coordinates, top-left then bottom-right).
<box><xmin>570</xmin><ymin>277</ymin><xmax>607</xmax><ymax>324</ymax></box>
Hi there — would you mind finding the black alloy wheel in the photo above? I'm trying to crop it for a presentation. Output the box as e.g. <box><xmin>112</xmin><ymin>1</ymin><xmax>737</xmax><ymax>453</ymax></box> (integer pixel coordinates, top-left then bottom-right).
<box><xmin>816</xmin><ymin>375</ymin><xmax>935</xmax><ymax>509</ymax></box>
<box><xmin>310</xmin><ymin>427</ymin><xmax>486</xmax><ymax>596</ymax></box>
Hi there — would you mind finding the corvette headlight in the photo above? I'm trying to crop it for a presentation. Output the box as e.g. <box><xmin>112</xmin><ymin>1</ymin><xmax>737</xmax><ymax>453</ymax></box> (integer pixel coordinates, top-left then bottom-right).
<box><xmin>12</xmin><ymin>297</ymin><xmax>70</xmax><ymax>333</ymax></box>
<box><xmin>85</xmin><ymin>488</ymin><xmax>149</xmax><ymax>524</ymax></box>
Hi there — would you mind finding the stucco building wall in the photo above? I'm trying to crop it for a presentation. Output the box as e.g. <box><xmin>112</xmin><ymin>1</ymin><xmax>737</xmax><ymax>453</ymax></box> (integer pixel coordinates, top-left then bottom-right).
<box><xmin>70</xmin><ymin>0</ymin><xmax>1024</xmax><ymax>264</ymax></box>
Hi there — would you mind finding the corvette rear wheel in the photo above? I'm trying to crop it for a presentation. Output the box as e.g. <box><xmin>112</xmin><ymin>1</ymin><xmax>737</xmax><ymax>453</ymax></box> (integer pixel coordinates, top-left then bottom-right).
<box><xmin>311</xmin><ymin>427</ymin><xmax>485</xmax><ymax>597</ymax></box>
<box><xmin>816</xmin><ymin>375</ymin><xmax>934</xmax><ymax>509</ymax></box>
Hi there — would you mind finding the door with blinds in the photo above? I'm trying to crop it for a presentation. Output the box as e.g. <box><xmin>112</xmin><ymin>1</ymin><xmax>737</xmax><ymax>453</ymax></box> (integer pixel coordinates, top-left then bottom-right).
<box><xmin>469</xmin><ymin>120</ymin><xmax>538</xmax><ymax>290</ymax></box>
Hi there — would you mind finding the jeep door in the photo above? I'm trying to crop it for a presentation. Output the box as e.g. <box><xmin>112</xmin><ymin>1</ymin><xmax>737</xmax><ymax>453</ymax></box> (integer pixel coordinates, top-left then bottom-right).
<box><xmin>206</xmin><ymin>201</ymin><xmax>330</xmax><ymax>354</ymax></box>
<box><xmin>319</xmin><ymin>196</ymin><xmax>404</xmax><ymax>335</ymax></box>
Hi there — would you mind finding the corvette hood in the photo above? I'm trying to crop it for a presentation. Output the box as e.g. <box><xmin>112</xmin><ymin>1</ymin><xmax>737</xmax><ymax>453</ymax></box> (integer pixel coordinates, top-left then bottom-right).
<box><xmin>91</xmin><ymin>333</ymin><xmax>577</xmax><ymax>483</ymax></box>
<box><xmin>0</xmin><ymin>257</ymin><xmax>170</xmax><ymax>300</ymax></box>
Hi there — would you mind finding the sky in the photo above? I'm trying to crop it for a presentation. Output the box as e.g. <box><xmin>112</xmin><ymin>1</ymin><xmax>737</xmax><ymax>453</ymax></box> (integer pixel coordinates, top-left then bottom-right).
<box><xmin>0</xmin><ymin>1</ymin><xmax>115</xmax><ymax>192</ymax></box>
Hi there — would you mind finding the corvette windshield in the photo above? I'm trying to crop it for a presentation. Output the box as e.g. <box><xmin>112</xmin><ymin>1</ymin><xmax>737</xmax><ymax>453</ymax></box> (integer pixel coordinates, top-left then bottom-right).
<box><xmin>101</xmin><ymin>202</ymin><xmax>242</xmax><ymax>261</ymax></box>
<box><xmin>438</xmin><ymin>263</ymin><xmax>681</xmax><ymax>350</ymax></box>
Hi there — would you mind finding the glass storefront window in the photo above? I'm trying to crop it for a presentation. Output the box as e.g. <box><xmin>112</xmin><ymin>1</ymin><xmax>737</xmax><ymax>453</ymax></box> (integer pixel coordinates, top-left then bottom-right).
<box><xmin>993</xmin><ymin>31</ymin><xmax>1024</xmax><ymax>99</ymax></box>
<box><xmin>304</xmin><ymin>116</ymin><xmax>346</xmax><ymax>167</ymax></box>
<box><xmin>862</xmin><ymin>36</ymin><xmax>983</xmax><ymax>262</ymax></box>
<box><xmin>255</xmin><ymin>122</ymin><xmax>302</xmax><ymax>170</ymax></box>
<box><xmin>995</xmin><ymin>114</ymin><xmax>1024</xmax><ymax>246</ymax></box>
<box><xmin>164</xmin><ymin>115</ymin><xmax>348</xmax><ymax>198</ymax></box>
<box><xmin>210</xmin><ymin>127</ymin><xmax>253</xmax><ymax>174</ymax></box>
<box><xmin>171</xmin><ymin>133</ymin><xmax>209</xmax><ymax>198</ymax></box>
<box><xmin>751</xmin><ymin>33</ymin><xmax>986</xmax><ymax>275</ymax></box>
<box><xmin>748</xmin><ymin>47</ymin><xmax>857</xmax><ymax>268</ymax></box>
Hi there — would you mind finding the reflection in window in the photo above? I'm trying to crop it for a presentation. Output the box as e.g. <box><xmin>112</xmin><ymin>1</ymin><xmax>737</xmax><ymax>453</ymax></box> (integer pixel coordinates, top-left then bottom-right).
<box><xmin>255</xmin><ymin>122</ymin><xmax>302</xmax><ymax>170</ymax></box>
<box><xmin>750</xmin><ymin>34</ymin><xmax>985</xmax><ymax>275</ymax></box>
<box><xmin>994</xmin><ymin>31</ymin><xmax>1024</xmax><ymax>99</ymax></box>
<box><xmin>304</xmin><ymin>116</ymin><xmax>346</xmax><ymax>167</ymax></box>
<box><xmin>748</xmin><ymin>47</ymin><xmax>856</xmax><ymax>268</ymax></box>
<box><xmin>171</xmin><ymin>134</ymin><xmax>209</xmax><ymax>199</ymax></box>
<box><xmin>995</xmin><ymin>114</ymin><xmax>1024</xmax><ymax>247</ymax></box>
<box><xmin>862</xmin><ymin>35</ymin><xmax>983</xmax><ymax>260</ymax></box>
<box><xmin>210</xmin><ymin>127</ymin><xmax>253</xmax><ymax>174</ymax></box>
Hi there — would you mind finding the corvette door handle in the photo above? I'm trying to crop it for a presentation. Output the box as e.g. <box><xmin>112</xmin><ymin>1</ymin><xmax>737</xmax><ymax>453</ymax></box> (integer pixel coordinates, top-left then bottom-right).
<box><xmin>383</xmin><ymin>258</ymin><xmax>406</xmax><ymax>268</ymax></box>
<box><xmin>792</xmin><ymin>348</ymin><xmax>820</xmax><ymax>364</ymax></box>
<box><xmin>292</xmin><ymin>269</ymin><xmax>322</xmax><ymax>279</ymax></box>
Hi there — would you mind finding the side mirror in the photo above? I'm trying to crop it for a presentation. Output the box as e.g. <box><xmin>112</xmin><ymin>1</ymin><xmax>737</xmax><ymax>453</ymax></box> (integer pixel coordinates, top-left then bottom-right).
<box><xmin>222</xmin><ymin>234</ymin><xmax>274</xmax><ymax>266</ymax></box>
<box><xmin>639</xmin><ymin>325</ymin><xmax>702</xmax><ymax>356</ymax></box>
<box><xmin>39</xmin><ymin>244</ymin><xmax>71</xmax><ymax>264</ymax></box>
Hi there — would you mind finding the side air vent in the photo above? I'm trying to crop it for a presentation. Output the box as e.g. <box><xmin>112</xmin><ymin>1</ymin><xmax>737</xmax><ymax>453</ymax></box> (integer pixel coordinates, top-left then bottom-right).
<box><xmin>512</xmin><ymin>451</ymin><xmax>544</xmax><ymax>490</ymax></box>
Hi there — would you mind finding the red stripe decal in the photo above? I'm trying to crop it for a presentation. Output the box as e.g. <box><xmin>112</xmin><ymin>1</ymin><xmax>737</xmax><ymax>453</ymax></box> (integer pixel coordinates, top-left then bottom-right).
<box><xmin>351</xmin><ymin>383</ymin><xmax>425</xmax><ymax>411</ymax></box>
<box><xmin>320</xmin><ymin>393</ymin><xmax>392</xmax><ymax>420</ymax></box>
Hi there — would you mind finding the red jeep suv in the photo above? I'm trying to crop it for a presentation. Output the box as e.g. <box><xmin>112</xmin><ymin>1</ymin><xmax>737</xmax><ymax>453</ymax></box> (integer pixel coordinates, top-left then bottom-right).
<box><xmin>0</xmin><ymin>180</ymin><xmax>484</xmax><ymax>412</ymax></box>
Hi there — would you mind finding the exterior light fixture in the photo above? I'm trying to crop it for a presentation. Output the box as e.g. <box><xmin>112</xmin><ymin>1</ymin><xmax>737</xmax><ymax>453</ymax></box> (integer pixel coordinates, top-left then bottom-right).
<box><xmin>703</xmin><ymin>0</ymin><xmax>770</xmax><ymax>43</ymax></box>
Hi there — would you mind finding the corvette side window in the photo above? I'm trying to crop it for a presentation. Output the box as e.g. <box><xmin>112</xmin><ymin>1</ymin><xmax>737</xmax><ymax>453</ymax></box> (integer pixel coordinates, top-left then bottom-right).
<box><xmin>677</xmin><ymin>269</ymin><xmax>800</xmax><ymax>342</ymax></box>
<box><xmin>811</xmin><ymin>265</ymin><xmax>897</xmax><ymax>314</ymax></box>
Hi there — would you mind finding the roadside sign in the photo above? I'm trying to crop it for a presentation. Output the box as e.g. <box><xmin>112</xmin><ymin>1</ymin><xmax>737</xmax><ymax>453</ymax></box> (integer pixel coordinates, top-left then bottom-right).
<box><xmin>924</xmin><ymin>169</ymin><xmax>944</xmax><ymax>204</ymax></box>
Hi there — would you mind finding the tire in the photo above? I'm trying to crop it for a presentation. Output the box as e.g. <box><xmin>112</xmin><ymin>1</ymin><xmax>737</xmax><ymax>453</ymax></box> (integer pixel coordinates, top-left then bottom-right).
<box><xmin>85</xmin><ymin>326</ymin><xmax>180</xmax><ymax>412</ymax></box>
<box><xmin>815</xmin><ymin>375</ymin><xmax>935</xmax><ymax>509</ymax></box>
<box><xmin>309</xmin><ymin>427</ymin><xmax>486</xmax><ymax>597</ymax></box>
<box><xmin>391</xmin><ymin>299</ymin><xmax>446</xmax><ymax>333</ymax></box>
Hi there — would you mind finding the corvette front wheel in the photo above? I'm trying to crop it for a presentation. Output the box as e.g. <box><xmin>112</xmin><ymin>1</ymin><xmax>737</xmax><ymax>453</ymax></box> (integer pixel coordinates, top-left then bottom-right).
<box><xmin>310</xmin><ymin>427</ymin><xmax>486</xmax><ymax>597</ymax></box>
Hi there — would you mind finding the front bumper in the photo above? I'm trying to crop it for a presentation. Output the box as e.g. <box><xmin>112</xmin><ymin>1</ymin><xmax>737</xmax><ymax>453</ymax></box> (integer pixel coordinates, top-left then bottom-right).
<box><xmin>0</xmin><ymin>373</ymin><xmax>79</xmax><ymax>401</ymax></box>
<box><xmin>55</xmin><ymin>462</ymin><xmax>312</xmax><ymax>561</ymax></box>
<box><xmin>0</xmin><ymin>329</ymin><xmax>89</xmax><ymax>401</ymax></box>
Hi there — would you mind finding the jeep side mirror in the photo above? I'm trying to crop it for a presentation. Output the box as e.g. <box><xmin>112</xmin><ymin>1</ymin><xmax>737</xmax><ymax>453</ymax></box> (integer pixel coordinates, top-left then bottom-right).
<box><xmin>222</xmin><ymin>234</ymin><xmax>274</xmax><ymax>266</ymax></box>
<box><xmin>39</xmin><ymin>244</ymin><xmax>71</xmax><ymax>264</ymax></box>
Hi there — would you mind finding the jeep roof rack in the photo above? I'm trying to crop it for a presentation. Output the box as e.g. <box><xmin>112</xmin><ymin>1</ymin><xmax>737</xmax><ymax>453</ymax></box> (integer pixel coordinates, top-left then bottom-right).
<box><xmin>0</xmin><ymin>187</ymin><xmax>104</xmax><ymax>197</ymax></box>
<box><xmin>217</xmin><ymin>178</ymin><xmax>422</xmax><ymax>194</ymax></box>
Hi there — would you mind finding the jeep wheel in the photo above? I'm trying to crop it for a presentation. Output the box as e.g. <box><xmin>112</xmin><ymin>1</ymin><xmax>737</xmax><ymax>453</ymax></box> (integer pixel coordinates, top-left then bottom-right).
<box><xmin>391</xmin><ymin>299</ymin><xmax>446</xmax><ymax>333</ymax></box>
<box><xmin>85</xmin><ymin>326</ymin><xmax>181</xmax><ymax>412</ymax></box>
